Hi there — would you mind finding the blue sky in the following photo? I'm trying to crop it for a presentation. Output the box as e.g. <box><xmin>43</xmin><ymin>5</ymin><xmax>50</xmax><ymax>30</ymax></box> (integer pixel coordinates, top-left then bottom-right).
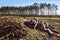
<box><xmin>0</xmin><ymin>0</ymin><xmax>60</xmax><ymax>15</ymax></box>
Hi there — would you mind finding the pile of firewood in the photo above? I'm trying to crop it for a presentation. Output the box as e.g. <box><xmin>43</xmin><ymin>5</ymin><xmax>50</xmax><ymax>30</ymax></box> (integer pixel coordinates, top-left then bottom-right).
<box><xmin>0</xmin><ymin>17</ymin><xmax>28</xmax><ymax>40</ymax></box>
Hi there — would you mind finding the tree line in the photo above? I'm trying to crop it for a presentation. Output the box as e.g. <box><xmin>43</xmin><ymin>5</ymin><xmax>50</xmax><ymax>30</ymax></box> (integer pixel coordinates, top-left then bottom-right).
<box><xmin>0</xmin><ymin>3</ymin><xmax>58</xmax><ymax>15</ymax></box>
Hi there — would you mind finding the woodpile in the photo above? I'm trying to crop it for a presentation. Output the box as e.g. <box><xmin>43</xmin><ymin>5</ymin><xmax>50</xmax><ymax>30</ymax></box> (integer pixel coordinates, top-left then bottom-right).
<box><xmin>0</xmin><ymin>17</ymin><xmax>28</xmax><ymax>40</ymax></box>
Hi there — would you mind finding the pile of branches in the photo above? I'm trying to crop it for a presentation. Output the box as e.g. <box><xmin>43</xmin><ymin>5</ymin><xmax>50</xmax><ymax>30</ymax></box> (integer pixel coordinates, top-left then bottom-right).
<box><xmin>0</xmin><ymin>17</ymin><xmax>28</xmax><ymax>40</ymax></box>
<box><xmin>23</xmin><ymin>18</ymin><xmax>60</xmax><ymax>38</ymax></box>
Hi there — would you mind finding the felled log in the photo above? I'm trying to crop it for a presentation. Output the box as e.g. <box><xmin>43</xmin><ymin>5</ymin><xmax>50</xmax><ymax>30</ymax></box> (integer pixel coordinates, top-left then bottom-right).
<box><xmin>34</xmin><ymin>18</ymin><xmax>39</xmax><ymax>29</ymax></box>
